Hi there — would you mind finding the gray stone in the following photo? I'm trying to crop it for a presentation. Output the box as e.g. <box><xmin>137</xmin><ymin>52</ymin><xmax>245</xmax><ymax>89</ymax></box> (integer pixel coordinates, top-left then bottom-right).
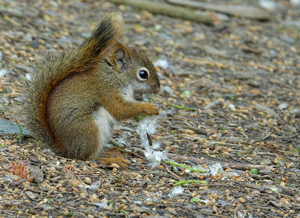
<box><xmin>0</xmin><ymin>117</ymin><xmax>31</xmax><ymax>136</ymax></box>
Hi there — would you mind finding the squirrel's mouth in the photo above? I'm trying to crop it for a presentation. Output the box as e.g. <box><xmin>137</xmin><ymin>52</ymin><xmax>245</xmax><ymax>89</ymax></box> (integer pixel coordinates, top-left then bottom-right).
<box><xmin>134</xmin><ymin>92</ymin><xmax>147</xmax><ymax>102</ymax></box>
<box><xmin>133</xmin><ymin>85</ymin><xmax>160</xmax><ymax>102</ymax></box>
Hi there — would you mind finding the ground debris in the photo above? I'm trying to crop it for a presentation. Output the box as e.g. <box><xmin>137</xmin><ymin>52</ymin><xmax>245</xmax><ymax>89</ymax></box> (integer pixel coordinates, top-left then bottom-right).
<box><xmin>0</xmin><ymin>0</ymin><xmax>300</xmax><ymax>217</ymax></box>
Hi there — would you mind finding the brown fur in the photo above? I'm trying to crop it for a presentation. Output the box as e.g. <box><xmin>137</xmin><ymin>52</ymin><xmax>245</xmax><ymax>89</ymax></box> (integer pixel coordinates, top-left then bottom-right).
<box><xmin>23</xmin><ymin>13</ymin><xmax>160</xmax><ymax>160</ymax></box>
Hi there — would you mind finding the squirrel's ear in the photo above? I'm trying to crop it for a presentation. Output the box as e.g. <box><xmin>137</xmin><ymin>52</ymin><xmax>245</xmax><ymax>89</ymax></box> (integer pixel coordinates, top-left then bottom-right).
<box><xmin>112</xmin><ymin>44</ymin><xmax>131</xmax><ymax>71</ymax></box>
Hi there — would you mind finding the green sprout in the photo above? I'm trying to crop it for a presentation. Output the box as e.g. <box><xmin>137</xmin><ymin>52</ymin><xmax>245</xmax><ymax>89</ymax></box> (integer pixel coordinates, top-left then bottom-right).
<box><xmin>164</xmin><ymin>160</ymin><xmax>207</xmax><ymax>173</ymax></box>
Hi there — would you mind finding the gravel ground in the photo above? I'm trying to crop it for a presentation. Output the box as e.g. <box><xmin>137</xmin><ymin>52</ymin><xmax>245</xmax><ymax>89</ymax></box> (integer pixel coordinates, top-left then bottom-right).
<box><xmin>0</xmin><ymin>0</ymin><xmax>300</xmax><ymax>217</ymax></box>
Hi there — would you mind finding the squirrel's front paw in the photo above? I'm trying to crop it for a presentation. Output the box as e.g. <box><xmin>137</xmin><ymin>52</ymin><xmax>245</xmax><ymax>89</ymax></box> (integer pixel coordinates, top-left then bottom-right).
<box><xmin>143</xmin><ymin>103</ymin><xmax>159</xmax><ymax>116</ymax></box>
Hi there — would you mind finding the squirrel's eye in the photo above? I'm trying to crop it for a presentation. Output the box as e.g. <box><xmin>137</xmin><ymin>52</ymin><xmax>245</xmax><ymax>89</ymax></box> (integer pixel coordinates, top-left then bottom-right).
<box><xmin>137</xmin><ymin>68</ymin><xmax>149</xmax><ymax>81</ymax></box>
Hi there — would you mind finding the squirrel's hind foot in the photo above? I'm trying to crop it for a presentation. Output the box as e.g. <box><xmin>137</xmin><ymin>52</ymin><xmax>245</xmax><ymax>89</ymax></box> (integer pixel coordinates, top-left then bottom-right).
<box><xmin>97</xmin><ymin>147</ymin><xmax>131</xmax><ymax>168</ymax></box>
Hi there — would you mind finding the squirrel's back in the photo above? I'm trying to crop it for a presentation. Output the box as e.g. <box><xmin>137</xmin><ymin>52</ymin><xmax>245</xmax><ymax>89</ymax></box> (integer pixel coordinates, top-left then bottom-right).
<box><xmin>23</xmin><ymin>13</ymin><xmax>124</xmax><ymax>146</ymax></box>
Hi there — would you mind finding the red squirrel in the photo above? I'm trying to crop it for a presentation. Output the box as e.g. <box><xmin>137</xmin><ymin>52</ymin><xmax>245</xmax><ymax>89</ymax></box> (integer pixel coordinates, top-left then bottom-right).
<box><xmin>23</xmin><ymin>13</ymin><xmax>160</xmax><ymax>165</ymax></box>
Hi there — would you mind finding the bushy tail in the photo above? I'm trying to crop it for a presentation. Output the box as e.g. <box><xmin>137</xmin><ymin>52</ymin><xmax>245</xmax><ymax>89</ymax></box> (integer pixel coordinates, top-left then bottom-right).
<box><xmin>23</xmin><ymin>12</ymin><xmax>124</xmax><ymax>144</ymax></box>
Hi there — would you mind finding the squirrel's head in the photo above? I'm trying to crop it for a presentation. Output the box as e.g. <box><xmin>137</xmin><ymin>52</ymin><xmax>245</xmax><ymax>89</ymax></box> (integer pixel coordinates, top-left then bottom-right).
<box><xmin>127</xmin><ymin>48</ymin><xmax>160</xmax><ymax>95</ymax></box>
<box><xmin>107</xmin><ymin>43</ymin><xmax>160</xmax><ymax>98</ymax></box>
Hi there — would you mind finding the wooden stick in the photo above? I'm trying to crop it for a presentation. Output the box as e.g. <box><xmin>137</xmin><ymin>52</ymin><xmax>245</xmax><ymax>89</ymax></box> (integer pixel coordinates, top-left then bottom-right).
<box><xmin>167</xmin><ymin>0</ymin><xmax>271</xmax><ymax>20</ymax></box>
<box><xmin>108</xmin><ymin>0</ymin><xmax>214</xmax><ymax>25</ymax></box>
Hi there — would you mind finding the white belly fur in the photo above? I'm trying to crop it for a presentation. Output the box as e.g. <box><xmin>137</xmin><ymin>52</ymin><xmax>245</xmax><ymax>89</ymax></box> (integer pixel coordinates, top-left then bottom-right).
<box><xmin>93</xmin><ymin>107</ymin><xmax>116</xmax><ymax>157</ymax></box>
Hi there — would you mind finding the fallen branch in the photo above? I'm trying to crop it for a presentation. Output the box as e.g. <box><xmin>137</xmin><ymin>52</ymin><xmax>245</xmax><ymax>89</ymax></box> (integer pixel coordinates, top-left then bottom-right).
<box><xmin>167</xmin><ymin>0</ymin><xmax>271</xmax><ymax>20</ymax></box>
<box><xmin>108</xmin><ymin>0</ymin><xmax>214</xmax><ymax>25</ymax></box>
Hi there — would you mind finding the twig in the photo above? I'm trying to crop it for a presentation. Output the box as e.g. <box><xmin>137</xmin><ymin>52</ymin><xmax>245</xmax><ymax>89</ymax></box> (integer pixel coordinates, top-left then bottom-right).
<box><xmin>162</xmin><ymin>162</ymin><xmax>180</xmax><ymax>180</ymax></box>
<box><xmin>147</xmin><ymin>170</ymin><xmax>158</xmax><ymax>182</ymax></box>
<box><xmin>108</xmin><ymin>0</ymin><xmax>214</xmax><ymax>25</ymax></box>
<box><xmin>112</xmin><ymin>179</ymin><xmax>136</xmax><ymax>188</ymax></box>
<box><xmin>201</xmin><ymin>212</ymin><xmax>230</xmax><ymax>218</ymax></box>
<box><xmin>241</xmin><ymin>131</ymin><xmax>248</xmax><ymax>138</ymax></box>
<box><xmin>219</xmin><ymin>137</ymin><xmax>253</xmax><ymax>144</ymax></box>
<box><xmin>167</xmin><ymin>153</ymin><xmax>274</xmax><ymax>171</ymax></box>
<box><xmin>238</xmin><ymin>155</ymin><xmax>256</xmax><ymax>164</ymax></box>
<box><xmin>110</xmin><ymin>138</ymin><xmax>122</xmax><ymax>148</ymax></box>
<box><xmin>154</xmin><ymin>98</ymin><xmax>197</xmax><ymax>111</ymax></box>
<box><xmin>120</xmin><ymin>149</ymin><xmax>144</xmax><ymax>159</ymax></box>
<box><xmin>203</xmin><ymin>99</ymin><xmax>222</xmax><ymax>109</ymax></box>
<box><xmin>261</xmin><ymin>132</ymin><xmax>271</xmax><ymax>140</ymax></box>
<box><xmin>183</xmin><ymin>124</ymin><xmax>207</xmax><ymax>135</ymax></box>
<box><xmin>109</xmin><ymin>140</ymin><xmax>145</xmax><ymax>159</ymax></box>
<box><xmin>30</xmin><ymin>150</ymin><xmax>55</xmax><ymax>160</ymax></box>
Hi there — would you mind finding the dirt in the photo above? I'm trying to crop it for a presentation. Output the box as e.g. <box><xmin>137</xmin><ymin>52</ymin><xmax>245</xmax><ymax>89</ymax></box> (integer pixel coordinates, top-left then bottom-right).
<box><xmin>0</xmin><ymin>0</ymin><xmax>300</xmax><ymax>217</ymax></box>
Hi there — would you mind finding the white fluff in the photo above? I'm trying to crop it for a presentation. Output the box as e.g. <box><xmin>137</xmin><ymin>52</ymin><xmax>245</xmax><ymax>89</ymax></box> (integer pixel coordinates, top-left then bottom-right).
<box><xmin>209</xmin><ymin>163</ymin><xmax>223</xmax><ymax>176</ymax></box>
<box><xmin>136</xmin><ymin>115</ymin><xmax>168</xmax><ymax>167</ymax></box>
<box><xmin>168</xmin><ymin>186</ymin><xmax>184</xmax><ymax>197</ymax></box>
<box><xmin>136</xmin><ymin>115</ymin><xmax>159</xmax><ymax>147</ymax></box>
<box><xmin>93</xmin><ymin>202</ymin><xmax>107</xmax><ymax>209</ymax></box>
